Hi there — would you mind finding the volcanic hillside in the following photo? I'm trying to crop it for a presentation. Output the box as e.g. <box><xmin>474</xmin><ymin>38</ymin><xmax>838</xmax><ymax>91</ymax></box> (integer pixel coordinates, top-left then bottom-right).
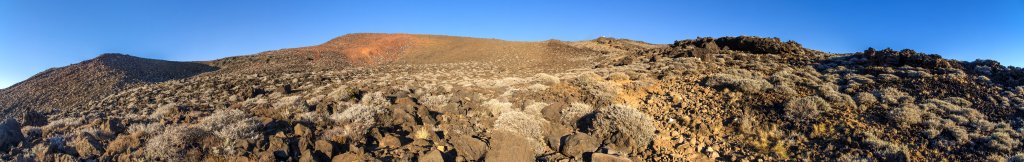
<box><xmin>1</xmin><ymin>33</ymin><xmax>1024</xmax><ymax>162</ymax></box>
<box><xmin>0</xmin><ymin>54</ymin><xmax>216</xmax><ymax>119</ymax></box>
<box><xmin>205</xmin><ymin>33</ymin><xmax>605</xmax><ymax>76</ymax></box>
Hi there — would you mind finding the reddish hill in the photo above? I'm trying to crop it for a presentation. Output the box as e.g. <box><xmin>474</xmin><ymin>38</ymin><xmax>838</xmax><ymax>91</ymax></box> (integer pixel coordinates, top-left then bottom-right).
<box><xmin>205</xmin><ymin>33</ymin><xmax>600</xmax><ymax>75</ymax></box>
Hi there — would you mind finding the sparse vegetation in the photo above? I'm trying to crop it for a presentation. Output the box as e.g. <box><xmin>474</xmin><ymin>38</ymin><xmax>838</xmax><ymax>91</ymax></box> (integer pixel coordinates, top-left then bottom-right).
<box><xmin>3</xmin><ymin>34</ymin><xmax>1022</xmax><ymax>161</ymax></box>
<box><xmin>784</xmin><ymin>96</ymin><xmax>830</xmax><ymax>121</ymax></box>
<box><xmin>590</xmin><ymin>104</ymin><xmax>656</xmax><ymax>153</ymax></box>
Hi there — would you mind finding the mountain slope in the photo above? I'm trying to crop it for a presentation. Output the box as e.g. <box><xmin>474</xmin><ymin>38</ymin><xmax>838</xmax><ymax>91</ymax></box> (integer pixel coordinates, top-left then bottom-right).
<box><xmin>0</xmin><ymin>54</ymin><xmax>217</xmax><ymax>118</ymax></box>
<box><xmin>205</xmin><ymin>33</ymin><xmax>602</xmax><ymax>75</ymax></box>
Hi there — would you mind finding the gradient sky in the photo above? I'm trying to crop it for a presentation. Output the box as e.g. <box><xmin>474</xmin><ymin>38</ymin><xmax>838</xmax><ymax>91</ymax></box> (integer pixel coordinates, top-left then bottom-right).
<box><xmin>1</xmin><ymin>0</ymin><xmax>1023</xmax><ymax>88</ymax></box>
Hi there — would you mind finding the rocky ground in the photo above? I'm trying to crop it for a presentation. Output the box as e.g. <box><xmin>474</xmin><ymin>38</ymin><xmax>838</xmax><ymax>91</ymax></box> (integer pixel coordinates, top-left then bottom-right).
<box><xmin>1</xmin><ymin>34</ymin><xmax>1023</xmax><ymax>161</ymax></box>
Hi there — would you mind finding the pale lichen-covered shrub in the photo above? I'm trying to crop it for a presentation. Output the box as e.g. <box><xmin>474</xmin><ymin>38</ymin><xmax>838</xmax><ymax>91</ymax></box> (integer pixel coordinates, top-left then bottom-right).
<box><xmin>329</xmin><ymin>104</ymin><xmax>388</xmax><ymax>138</ymax></box>
<box><xmin>784</xmin><ymin>96</ymin><xmax>830</xmax><ymax>121</ymax></box>
<box><xmin>149</xmin><ymin>104</ymin><xmax>180</xmax><ymax>120</ymax></box>
<box><xmin>982</xmin><ymin>123</ymin><xmax>1022</xmax><ymax>152</ymax></box>
<box><xmin>523</xmin><ymin>102</ymin><xmax>549</xmax><ymax>115</ymax></box>
<box><xmin>419</xmin><ymin>94</ymin><xmax>450</xmax><ymax>109</ymax></box>
<box><xmin>359</xmin><ymin>91</ymin><xmax>391</xmax><ymax>107</ymax></box>
<box><xmin>703</xmin><ymin>73</ymin><xmax>773</xmax><ymax>93</ymax></box>
<box><xmin>492</xmin><ymin>111</ymin><xmax>549</xmax><ymax>152</ymax></box>
<box><xmin>127</xmin><ymin>123</ymin><xmax>165</xmax><ymax>137</ymax></box>
<box><xmin>526</xmin><ymin>84</ymin><xmax>549</xmax><ymax>92</ymax></box>
<box><xmin>876</xmin><ymin>74</ymin><xmax>900</xmax><ymax>82</ymax></box>
<box><xmin>42</xmin><ymin>117</ymin><xmax>84</xmax><ymax>133</ymax></box>
<box><xmin>561</xmin><ymin>102</ymin><xmax>594</xmax><ymax>126</ymax></box>
<box><xmin>295</xmin><ymin>112</ymin><xmax>329</xmax><ymax>125</ymax></box>
<box><xmin>482</xmin><ymin>99</ymin><xmax>513</xmax><ymax>116</ymax></box>
<box><xmin>144</xmin><ymin>125</ymin><xmax>209</xmax><ymax>161</ymax></box>
<box><xmin>854</xmin><ymin>92</ymin><xmax>877</xmax><ymax>108</ymax></box>
<box><xmin>198</xmin><ymin>109</ymin><xmax>261</xmax><ymax>141</ymax></box>
<box><xmin>875</xmin><ymin>88</ymin><xmax>913</xmax><ymax>105</ymax></box>
<box><xmin>888</xmin><ymin>104</ymin><xmax>923</xmax><ymax>126</ymax></box>
<box><xmin>590</xmin><ymin>104</ymin><xmax>656</xmax><ymax>153</ymax></box>
<box><xmin>534</xmin><ymin>73</ymin><xmax>561</xmax><ymax>85</ymax></box>
<box><xmin>274</xmin><ymin>96</ymin><xmax>309</xmax><ymax>116</ymax></box>
<box><xmin>607</xmin><ymin>72</ymin><xmax>630</xmax><ymax>81</ymax></box>
<box><xmin>821</xmin><ymin>89</ymin><xmax>856</xmax><ymax>111</ymax></box>
<box><xmin>571</xmin><ymin>73</ymin><xmax>622</xmax><ymax>101</ymax></box>
<box><xmin>862</xmin><ymin>132</ymin><xmax>906</xmax><ymax>160</ymax></box>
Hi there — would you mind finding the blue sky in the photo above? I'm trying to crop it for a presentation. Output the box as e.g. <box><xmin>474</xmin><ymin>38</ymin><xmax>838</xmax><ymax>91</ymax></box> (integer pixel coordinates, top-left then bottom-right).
<box><xmin>1</xmin><ymin>0</ymin><xmax>1022</xmax><ymax>88</ymax></box>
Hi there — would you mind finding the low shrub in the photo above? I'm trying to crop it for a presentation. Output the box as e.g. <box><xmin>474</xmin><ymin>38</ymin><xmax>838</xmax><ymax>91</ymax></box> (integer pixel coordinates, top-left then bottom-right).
<box><xmin>590</xmin><ymin>105</ymin><xmax>656</xmax><ymax>154</ymax></box>
<box><xmin>784</xmin><ymin>96</ymin><xmax>831</xmax><ymax>121</ymax></box>
<box><xmin>703</xmin><ymin>74</ymin><xmax>773</xmax><ymax>93</ymax></box>
<box><xmin>143</xmin><ymin>125</ymin><xmax>210</xmax><ymax>161</ymax></box>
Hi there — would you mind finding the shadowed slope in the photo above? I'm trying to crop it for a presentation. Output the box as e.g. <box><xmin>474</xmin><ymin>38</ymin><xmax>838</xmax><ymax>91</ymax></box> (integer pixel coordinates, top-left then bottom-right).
<box><xmin>0</xmin><ymin>54</ymin><xmax>217</xmax><ymax>118</ymax></box>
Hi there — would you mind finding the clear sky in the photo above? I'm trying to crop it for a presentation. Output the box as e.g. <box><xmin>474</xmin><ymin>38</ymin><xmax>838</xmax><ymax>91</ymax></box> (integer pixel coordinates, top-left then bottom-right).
<box><xmin>1</xmin><ymin>0</ymin><xmax>1022</xmax><ymax>89</ymax></box>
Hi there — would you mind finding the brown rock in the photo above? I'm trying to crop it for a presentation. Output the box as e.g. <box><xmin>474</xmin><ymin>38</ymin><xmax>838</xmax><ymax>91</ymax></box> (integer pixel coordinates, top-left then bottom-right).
<box><xmin>333</xmin><ymin>152</ymin><xmax>367</xmax><ymax>162</ymax></box>
<box><xmin>380</xmin><ymin>134</ymin><xmax>403</xmax><ymax>149</ymax></box>
<box><xmin>419</xmin><ymin>150</ymin><xmax>445</xmax><ymax>162</ymax></box>
<box><xmin>588</xmin><ymin>153</ymin><xmax>632</xmax><ymax>162</ymax></box>
<box><xmin>485</xmin><ymin>130</ymin><xmax>535</xmax><ymax>162</ymax></box>
<box><xmin>299</xmin><ymin>150</ymin><xmax>315</xmax><ymax>162</ymax></box>
<box><xmin>294</xmin><ymin>124</ymin><xmax>311</xmax><ymax>136</ymax></box>
<box><xmin>314</xmin><ymin>140</ymin><xmax>335</xmax><ymax>155</ymax></box>
<box><xmin>449</xmin><ymin>135</ymin><xmax>487</xmax><ymax>160</ymax></box>
<box><xmin>560</xmin><ymin>133</ymin><xmax>599</xmax><ymax>158</ymax></box>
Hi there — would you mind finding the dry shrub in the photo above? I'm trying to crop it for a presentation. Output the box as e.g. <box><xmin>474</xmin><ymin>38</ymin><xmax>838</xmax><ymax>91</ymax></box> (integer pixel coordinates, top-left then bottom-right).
<box><xmin>854</xmin><ymin>92</ymin><xmax>877</xmax><ymax>108</ymax></box>
<box><xmin>144</xmin><ymin>125</ymin><xmax>209</xmax><ymax>161</ymax></box>
<box><xmin>198</xmin><ymin>109</ymin><xmax>261</xmax><ymax>141</ymax></box>
<box><xmin>875</xmin><ymin>88</ymin><xmax>913</xmax><ymax>105</ymax></box>
<box><xmin>42</xmin><ymin>117</ymin><xmax>84</xmax><ymax>134</ymax></box>
<box><xmin>607</xmin><ymin>72</ymin><xmax>630</xmax><ymax>81</ymax></box>
<box><xmin>534</xmin><ymin>73</ymin><xmax>561</xmax><ymax>85</ymax></box>
<box><xmin>784</xmin><ymin>96</ymin><xmax>831</xmax><ymax>121</ymax></box>
<box><xmin>862</xmin><ymin>132</ymin><xmax>907</xmax><ymax>160</ymax></box>
<box><xmin>420</xmin><ymin>94</ymin><xmax>450</xmax><ymax>109</ymax></box>
<box><xmin>590</xmin><ymin>104</ymin><xmax>656</xmax><ymax>153</ymax></box>
<box><xmin>359</xmin><ymin>91</ymin><xmax>391</xmax><ymax>107</ymax></box>
<box><xmin>523</xmin><ymin>101</ymin><xmax>549</xmax><ymax>115</ymax></box>
<box><xmin>888</xmin><ymin>104</ymin><xmax>923</xmax><ymax>126</ymax></box>
<box><xmin>527</xmin><ymin>84</ymin><xmax>549</xmax><ymax>92</ymax></box>
<box><xmin>703</xmin><ymin>74</ymin><xmax>773</xmax><ymax>93</ymax></box>
<box><xmin>127</xmin><ymin>123</ymin><xmax>165</xmax><ymax>137</ymax></box>
<box><xmin>149</xmin><ymin>104</ymin><xmax>180</xmax><ymax>120</ymax></box>
<box><xmin>295</xmin><ymin>112</ymin><xmax>329</xmax><ymax>125</ymax></box>
<box><xmin>482</xmin><ymin>99</ymin><xmax>513</xmax><ymax>116</ymax></box>
<box><xmin>329</xmin><ymin>104</ymin><xmax>388</xmax><ymax>138</ymax></box>
<box><xmin>561</xmin><ymin>102</ymin><xmax>595</xmax><ymax>126</ymax></box>
<box><xmin>274</xmin><ymin>96</ymin><xmax>309</xmax><ymax>116</ymax></box>
<box><xmin>571</xmin><ymin>72</ymin><xmax>622</xmax><ymax>102</ymax></box>
<box><xmin>492</xmin><ymin>111</ymin><xmax>549</xmax><ymax>153</ymax></box>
